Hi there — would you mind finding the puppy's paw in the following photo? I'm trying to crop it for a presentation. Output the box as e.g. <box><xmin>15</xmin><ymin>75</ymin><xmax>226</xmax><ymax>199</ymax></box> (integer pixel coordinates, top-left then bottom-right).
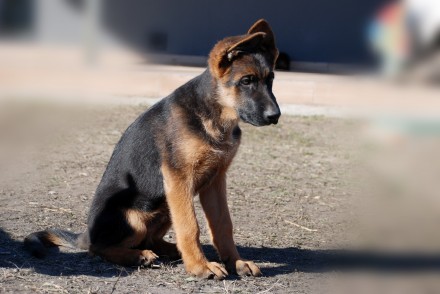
<box><xmin>139</xmin><ymin>250</ymin><xmax>159</xmax><ymax>267</ymax></box>
<box><xmin>186</xmin><ymin>261</ymin><xmax>228</xmax><ymax>280</ymax></box>
<box><xmin>229</xmin><ymin>260</ymin><xmax>262</xmax><ymax>277</ymax></box>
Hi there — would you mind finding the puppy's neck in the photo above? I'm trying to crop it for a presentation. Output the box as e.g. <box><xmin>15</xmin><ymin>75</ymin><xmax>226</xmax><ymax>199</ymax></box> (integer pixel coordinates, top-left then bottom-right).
<box><xmin>195</xmin><ymin>70</ymin><xmax>239</xmax><ymax>142</ymax></box>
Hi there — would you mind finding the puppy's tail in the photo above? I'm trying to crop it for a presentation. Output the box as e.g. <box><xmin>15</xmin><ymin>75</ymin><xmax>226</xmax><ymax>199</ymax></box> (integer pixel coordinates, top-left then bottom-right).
<box><xmin>24</xmin><ymin>229</ymin><xmax>89</xmax><ymax>258</ymax></box>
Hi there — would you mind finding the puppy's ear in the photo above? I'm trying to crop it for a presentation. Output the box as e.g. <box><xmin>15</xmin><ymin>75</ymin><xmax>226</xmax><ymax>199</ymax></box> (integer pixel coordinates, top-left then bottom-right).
<box><xmin>226</xmin><ymin>32</ymin><xmax>266</xmax><ymax>61</ymax></box>
<box><xmin>248</xmin><ymin>19</ymin><xmax>279</xmax><ymax>65</ymax></box>
<box><xmin>209</xmin><ymin>32</ymin><xmax>265</xmax><ymax>78</ymax></box>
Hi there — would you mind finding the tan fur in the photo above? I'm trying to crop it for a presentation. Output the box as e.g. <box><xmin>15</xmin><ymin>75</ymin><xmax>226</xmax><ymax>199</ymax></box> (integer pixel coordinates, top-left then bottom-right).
<box><xmin>166</xmin><ymin>105</ymin><xmax>238</xmax><ymax>189</ymax></box>
<box><xmin>160</xmin><ymin>97</ymin><xmax>242</xmax><ymax>276</ymax></box>
<box><xmin>217</xmin><ymin>85</ymin><xmax>238</xmax><ymax>109</ymax></box>
<box><xmin>247</xmin><ymin>19</ymin><xmax>279</xmax><ymax>63</ymax></box>
<box><xmin>161</xmin><ymin>163</ymin><xmax>207</xmax><ymax>274</ymax></box>
<box><xmin>45</xmin><ymin>234</ymin><xmax>65</xmax><ymax>247</ymax></box>
<box><xmin>25</xmin><ymin>19</ymin><xmax>277</xmax><ymax>278</ymax></box>
<box><xmin>146</xmin><ymin>204</ymin><xmax>173</xmax><ymax>242</ymax></box>
<box><xmin>89</xmin><ymin>204</ymin><xmax>172</xmax><ymax>265</ymax></box>
<box><xmin>209</xmin><ymin>32</ymin><xmax>267</xmax><ymax>79</ymax></box>
<box><xmin>220</xmin><ymin>106</ymin><xmax>239</xmax><ymax>128</ymax></box>
<box><xmin>226</xmin><ymin>32</ymin><xmax>266</xmax><ymax>55</ymax></box>
<box><xmin>125</xmin><ymin>19</ymin><xmax>275</xmax><ymax>277</ymax></box>
<box><xmin>123</xmin><ymin>209</ymin><xmax>149</xmax><ymax>248</ymax></box>
<box><xmin>230</xmin><ymin>55</ymin><xmax>273</xmax><ymax>79</ymax></box>
<box><xmin>91</xmin><ymin>246</ymin><xmax>158</xmax><ymax>267</ymax></box>
<box><xmin>199</xmin><ymin>171</ymin><xmax>239</xmax><ymax>263</ymax></box>
<box><xmin>202</xmin><ymin>118</ymin><xmax>223</xmax><ymax>140</ymax></box>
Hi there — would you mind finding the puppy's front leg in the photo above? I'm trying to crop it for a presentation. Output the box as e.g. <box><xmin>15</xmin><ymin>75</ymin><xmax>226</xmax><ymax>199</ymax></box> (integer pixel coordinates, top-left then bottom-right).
<box><xmin>162</xmin><ymin>165</ymin><xmax>228</xmax><ymax>279</ymax></box>
<box><xmin>199</xmin><ymin>172</ymin><xmax>262</xmax><ymax>277</ymax></box>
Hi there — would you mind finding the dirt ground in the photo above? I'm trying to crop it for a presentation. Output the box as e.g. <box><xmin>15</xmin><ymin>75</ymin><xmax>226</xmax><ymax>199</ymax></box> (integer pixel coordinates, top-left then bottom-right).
<box><xmin>0</xmin><ymin>102</ymin><xmax>439</xmax><ymax>293</ymax></box>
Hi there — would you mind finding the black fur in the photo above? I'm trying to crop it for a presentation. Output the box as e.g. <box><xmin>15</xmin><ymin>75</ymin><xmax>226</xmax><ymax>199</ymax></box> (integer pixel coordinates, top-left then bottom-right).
<box><xmin>24</xmin><ymin>20</ymin><xmax>279</xmax><ymax>279</ymax></box>
<box><xmin>24</xmin><ymin>69</ymin><xmax>243</xmax><ymax>255</ymax></box>
<box><xmin>24</xmin><ymin>229</ymin><xmax>83</xmax><ymax>258</ymax></box>
<box><xmin>24</xmin><ymin>50</ymin><xmax>279</xmax><ymax>261</ymax></box>
<box><xmin>230</xmin><ymin>54</ymin><xmax>280</xmax><ymax>126</ymax></box>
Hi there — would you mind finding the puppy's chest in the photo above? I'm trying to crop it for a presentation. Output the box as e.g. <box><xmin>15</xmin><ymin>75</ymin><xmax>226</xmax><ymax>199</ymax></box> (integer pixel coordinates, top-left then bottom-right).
<box><xmin>191</xmin><ymin>139</ymin><xmax>239</xmax><ymax>191</ymax></box>
<box><xmin>171</xmin><ymin>124</ymin><xmax>241</xmax><ymax>189</ymax></box>
<box><xmin>202</xmin><ymin>139</ymin><xmax>239</xmax><ymax>166</ymax></box>
<box><xmin>182</xmin><ymin>124</ymin><xmax>241</xmax><ymax>166</ymax></box>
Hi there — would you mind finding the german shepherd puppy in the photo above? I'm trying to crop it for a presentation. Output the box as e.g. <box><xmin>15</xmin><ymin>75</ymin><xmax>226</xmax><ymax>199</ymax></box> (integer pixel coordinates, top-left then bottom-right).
<box><xmin>25</xmin><ymin>19</ymin><xmax>280</xmax><ymax>279</ymax></box>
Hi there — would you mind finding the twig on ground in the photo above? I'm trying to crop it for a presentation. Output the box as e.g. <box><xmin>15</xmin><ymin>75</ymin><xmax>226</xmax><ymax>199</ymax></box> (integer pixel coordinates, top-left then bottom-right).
<box><xmin>110</xmin><ymin>268</ymin><xmax>124</xmax><ymax>294</ymax></box>
<box><xmin>222</xmin><ymin>279</ymin><xmax>237</xmax><ymax>294</ymax></box>
<box><xmin>41</xmin><ymin>205</ymin><xmax>72</xmax><ymax>213</ymax></box>
<box><xmin>256</xmin><ymin>279</ymin><xmax>281</xmax><ymax>294</ymax></box>
<box><xmin>40</xmin><ymin>282</ymin><xmax>68</xmax><ymax>293</ymax></box>
<box><xmin>284</xmin><ymin>220</ymin><xmax>317</xmax><ymax>232</ymax></box>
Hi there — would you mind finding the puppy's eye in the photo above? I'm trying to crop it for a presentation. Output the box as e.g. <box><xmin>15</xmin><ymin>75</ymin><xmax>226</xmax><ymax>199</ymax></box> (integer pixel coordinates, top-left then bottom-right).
<box><xmin>240</xmin><ymin>75</ymin><xmax>255</xmax><ymax>86</ymax></box>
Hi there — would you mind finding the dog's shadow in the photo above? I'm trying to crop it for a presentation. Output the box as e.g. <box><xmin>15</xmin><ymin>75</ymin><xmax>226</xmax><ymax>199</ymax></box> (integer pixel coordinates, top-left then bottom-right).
<box><xmin>232</xmin><ymin>245</ymin><xmax>440</xmax><ymax>277</ymax></box>
<box><xmin>0</xmin><ymin>228</ymin><xmax>129</xmax><ymax>278</ymax></box>
<box><xmin>2</xmin><ymin>228</ymin><xmax>440</xmax><ymax>278</ymax></box>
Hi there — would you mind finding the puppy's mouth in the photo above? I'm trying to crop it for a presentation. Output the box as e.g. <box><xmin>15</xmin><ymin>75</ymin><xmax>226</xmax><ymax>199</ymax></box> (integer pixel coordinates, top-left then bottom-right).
<box><xmin>239</xmin><ymin>113</ymin><xmax>272</xmax><ymax>127</ymax></box>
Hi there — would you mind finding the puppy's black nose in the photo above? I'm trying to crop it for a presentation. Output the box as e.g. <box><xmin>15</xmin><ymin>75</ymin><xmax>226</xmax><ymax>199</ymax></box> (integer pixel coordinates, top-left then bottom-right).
<box><xmin>264</xmin><ymin>110</ymin><xmax>281</xmax><ymax>124</ymax></box>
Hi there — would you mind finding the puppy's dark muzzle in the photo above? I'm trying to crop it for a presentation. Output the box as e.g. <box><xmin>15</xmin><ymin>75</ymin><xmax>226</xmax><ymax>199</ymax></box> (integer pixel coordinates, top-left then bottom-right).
<box><xmin>263</xmin><ymin>110</ymin><xmax>281</xmax><ymax>125</ymax></box>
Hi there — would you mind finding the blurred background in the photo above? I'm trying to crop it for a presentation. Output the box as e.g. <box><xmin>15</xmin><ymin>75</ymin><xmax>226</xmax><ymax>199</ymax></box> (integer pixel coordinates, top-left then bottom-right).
<box><xmin>0</xmin><ymin>0</ymin><xmax>438</xmax><ymax>107</ymax></box>
<box><xmin>0</xmin><ymin>0</ymin><xmax>438</xmax><ymax>101</ymax></box>
<box><xmin>0</xmin><ymin>0</ymin><xmax>387</xmax><ymax>65</ymax></box>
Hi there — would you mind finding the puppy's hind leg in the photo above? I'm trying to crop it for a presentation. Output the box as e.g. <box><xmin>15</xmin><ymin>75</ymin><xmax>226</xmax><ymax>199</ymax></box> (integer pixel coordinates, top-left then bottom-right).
<box><xmin>89</xmin><ymin>208</ymin><xmax>159</xmax><ymax>267</ymax></box>
<box><xmin>146</xmin><ymin>212</ymin><xmax>180</xmax><ymax>260</ymax></box>
<box><xmin>91</xmin><ymin>246</ymin><xmax>158</xmax><ymax>267</ymax></box>
<box><xmin>151</xmin><ymin>239</ymin><xmax>180</xmax><ymax>260</ymax></box>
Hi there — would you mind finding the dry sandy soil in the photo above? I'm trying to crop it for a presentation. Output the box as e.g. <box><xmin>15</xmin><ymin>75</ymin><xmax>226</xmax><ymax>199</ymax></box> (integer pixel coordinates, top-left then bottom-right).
<box><xmin>1</xmin><ymin>102</ymin><xmax>439</xmax><ymax>293</ymax></box>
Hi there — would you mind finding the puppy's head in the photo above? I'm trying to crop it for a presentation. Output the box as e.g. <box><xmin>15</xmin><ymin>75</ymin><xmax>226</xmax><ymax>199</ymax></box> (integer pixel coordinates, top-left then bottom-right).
<box><xmin>209</xmin><ymin>19</ymin><xmax>281</xmax><ymax>126</ymax></box>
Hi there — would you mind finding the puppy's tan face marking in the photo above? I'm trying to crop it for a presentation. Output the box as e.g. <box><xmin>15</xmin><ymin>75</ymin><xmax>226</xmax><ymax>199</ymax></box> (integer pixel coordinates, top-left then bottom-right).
<box><xmin>215</xmin><ymin>54</ymin><xmax>272</xmax><ymax>123</ymax></box>
<box><xmin>214</xmin><ymin>52</ymin><xmax>279</xmax><ymax>127</ymax></box>
<box><xmin>227</xmin><ymin>54</ymin><xmax>272</xmax><ymax>87</ymax></box>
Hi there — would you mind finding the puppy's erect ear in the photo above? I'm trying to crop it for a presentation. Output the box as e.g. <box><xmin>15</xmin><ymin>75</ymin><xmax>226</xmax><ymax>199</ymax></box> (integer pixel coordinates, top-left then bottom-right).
<box><xmin>247</xmin><ymin>19</ymin><xmax>273</xmax><ymax>35</ymax></box>
<box><xmin>209</xmin><ymin>32</ymin><xmax>266</xmax><ymax>78</ymax></box>
<box><xmin>226</xmin><ymin>32</ymin><xmax>266</xmax><ymax>61</ymax></box>
<box><xmin>208</xmin><ymin>19</ymin><xmax>278</xmax><ymax>78</ymax></box>
<box><xmin>247</xmin><ymin>19</ymin><xmax>279</xmax><ymax>65</ymax></box>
